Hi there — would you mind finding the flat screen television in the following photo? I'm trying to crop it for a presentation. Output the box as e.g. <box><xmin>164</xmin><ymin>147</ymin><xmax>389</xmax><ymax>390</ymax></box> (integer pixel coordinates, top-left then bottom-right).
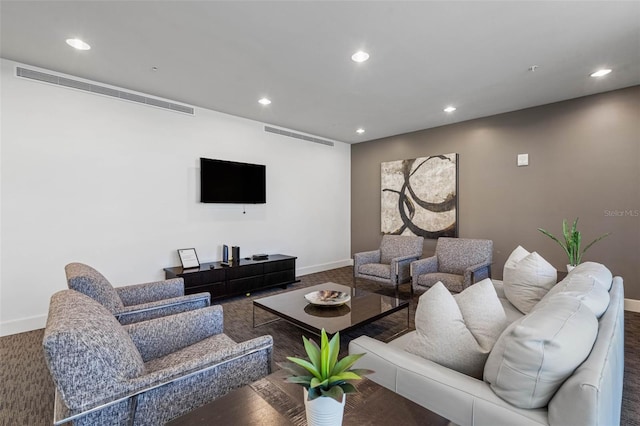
<box><xmin>200</xmin><ymin>158</ymin><xmax>266</xmax><ymax>204</ymax></box>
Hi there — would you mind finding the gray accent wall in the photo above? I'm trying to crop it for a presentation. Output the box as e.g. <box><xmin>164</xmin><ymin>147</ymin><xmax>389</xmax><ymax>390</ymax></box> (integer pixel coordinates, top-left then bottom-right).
<box><xmin>352</xmin><ymin>86</ymin><xmax>640</xmax><ymax>299</ymax></box>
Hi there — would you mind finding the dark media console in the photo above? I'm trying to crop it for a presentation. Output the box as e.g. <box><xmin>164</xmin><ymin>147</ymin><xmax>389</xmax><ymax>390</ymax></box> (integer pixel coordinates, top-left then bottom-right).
<box><xmin>164</xmin><ymin>254</ymin><xmax>298</xmax><ymax>300</ymax></box>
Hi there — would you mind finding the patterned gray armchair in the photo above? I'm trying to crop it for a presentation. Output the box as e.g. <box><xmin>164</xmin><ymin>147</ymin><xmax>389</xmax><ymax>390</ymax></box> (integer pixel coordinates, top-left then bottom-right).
<box><xmin>65</xmin><ymin>262</ymin><xmax>210</xmax><ymax>324</ymax></box>
<box><xmin>354</xmin><ymin>235</ymin><xmax>424</xmax><ymax>289</ymax></box>
<box><xmin>411</xmin><ymin>237</ymin><xmax>493</xmax><ymax>294</ymax></box>
<box><xmin>43</xmin><ymin>289</ymin><xmax>273</xmax><ymax>426</ymax></box>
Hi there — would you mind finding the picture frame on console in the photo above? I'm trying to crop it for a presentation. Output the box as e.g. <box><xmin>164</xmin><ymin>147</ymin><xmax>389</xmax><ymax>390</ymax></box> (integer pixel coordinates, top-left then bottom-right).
<box><xmin>177</xmin><ymin>248</ymin><xmax>200</xmax><ymax>269</ymax></box>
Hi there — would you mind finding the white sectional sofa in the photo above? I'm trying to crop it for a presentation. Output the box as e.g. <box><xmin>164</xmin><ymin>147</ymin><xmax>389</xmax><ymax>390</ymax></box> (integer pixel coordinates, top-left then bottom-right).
<box><xmin>349</xmin><ymin>264</ymin><xmax>624</xmax><ymax>426</ymax></box>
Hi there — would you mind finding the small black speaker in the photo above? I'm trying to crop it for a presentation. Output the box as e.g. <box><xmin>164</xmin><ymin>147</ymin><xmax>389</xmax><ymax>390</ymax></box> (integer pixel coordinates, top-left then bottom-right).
<box><xmin>222</xmin><ymin>245</ymin><xmax>229</xmax><ymax>263</ymax></box>
<box><xmin>232</xmin><ymin>246</ymin><xmax>240</xmax><ymax>263</ymax></box>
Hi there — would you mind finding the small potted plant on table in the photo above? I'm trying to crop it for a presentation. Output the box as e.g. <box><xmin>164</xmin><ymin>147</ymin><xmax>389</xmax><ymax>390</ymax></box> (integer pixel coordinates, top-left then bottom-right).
<box><xmin>279</xmin><ymin>329</ymin><xmax>372</xmax><ymax>426</ymax></box>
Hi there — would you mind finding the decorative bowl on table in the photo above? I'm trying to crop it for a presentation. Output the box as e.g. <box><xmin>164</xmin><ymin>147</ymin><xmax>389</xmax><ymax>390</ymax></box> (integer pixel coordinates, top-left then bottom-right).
<box><xmin>304</xmin><ymin>290</ymin><xmax>351</xmax><ymax>307</ymax></box>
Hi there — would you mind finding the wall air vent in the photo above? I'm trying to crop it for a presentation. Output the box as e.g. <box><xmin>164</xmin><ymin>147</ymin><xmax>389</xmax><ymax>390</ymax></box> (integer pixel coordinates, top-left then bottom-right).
<box><xmin>16</xmin><ymin>67</ymin><xmax>194</xmax><ymax>115</ymax></box>
<box><xmin>264</xmin><ymin>126</ymin><xmax>334</xmax><ymax>146</ymax></box>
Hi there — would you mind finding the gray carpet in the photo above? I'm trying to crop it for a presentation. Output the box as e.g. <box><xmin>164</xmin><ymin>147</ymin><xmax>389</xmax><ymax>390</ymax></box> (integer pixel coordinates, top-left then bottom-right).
<box><xmin>0</xmin><ymin>266</ymin><xmax>638</xmax><ymax>425</ymax></box>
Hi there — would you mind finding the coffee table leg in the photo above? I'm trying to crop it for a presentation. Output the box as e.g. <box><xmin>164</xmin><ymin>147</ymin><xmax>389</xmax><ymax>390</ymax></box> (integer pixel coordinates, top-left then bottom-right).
<box><xmin>383</xmin><ymin>303</ymin><xmax>411</xmax><ymax>342</ymax></box>
<box><xmin>253</xmin><ymin>303</ymin><xmax>282</xmax><ymax>328</ymax></box>
<box><xmin>407</xmin><ymin>303</ymin><xmax>411</xmax><ymax>330</ymax></box>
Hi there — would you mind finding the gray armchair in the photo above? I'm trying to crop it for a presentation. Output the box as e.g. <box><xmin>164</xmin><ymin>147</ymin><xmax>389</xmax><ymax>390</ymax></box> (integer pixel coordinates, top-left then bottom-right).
<box><xmin>43</xmin><ymin>289</ymin><xmax>273</xmax><ymax>425</ymax></box>
<box><xmin>354</xmin><ymin>235</ymin><xmax>424</xmax><ymax>290</ymax></box>
<box><xmin>411</xmin><ymin>237</ymin><xmax>493</xmax><ymax>294</ymax></box>
<box><xmin>65</xmin><ymin>262</ymin><xmax>210</xmax><ymax>324</ymax></box>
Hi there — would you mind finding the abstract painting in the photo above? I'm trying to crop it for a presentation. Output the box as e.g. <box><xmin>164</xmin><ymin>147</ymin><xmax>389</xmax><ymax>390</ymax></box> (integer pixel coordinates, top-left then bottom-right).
<box><xmin>381</xmin><ymin>153</ymin><xmax>458</xmax><ymax>239</ymax></box>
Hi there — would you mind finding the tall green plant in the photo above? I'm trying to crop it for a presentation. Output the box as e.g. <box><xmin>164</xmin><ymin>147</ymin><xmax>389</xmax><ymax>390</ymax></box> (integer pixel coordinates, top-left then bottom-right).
<box><xmin>538</xmin><ymin>217</ymin><xmax>610</xmax><ymax>266</ymax></box>
<box><xmin>279</xmin><ymin>329</ymin><xmax>373</xmax><ymax>402</ymax></box>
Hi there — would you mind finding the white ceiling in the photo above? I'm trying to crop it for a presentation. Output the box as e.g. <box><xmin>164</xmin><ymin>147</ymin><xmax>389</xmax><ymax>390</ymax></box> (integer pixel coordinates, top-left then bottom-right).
<box><xmin>1</xmin><ymin>1</ymin><xmax>639</xmax><ymax>143</ymax></box>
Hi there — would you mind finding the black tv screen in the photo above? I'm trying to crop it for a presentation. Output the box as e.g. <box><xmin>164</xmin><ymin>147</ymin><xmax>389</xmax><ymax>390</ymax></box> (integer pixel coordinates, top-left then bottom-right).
<box><xmin>200</xmin><ymin>158</ymin><xmax>266</xmax><ymax>204</ymax></box>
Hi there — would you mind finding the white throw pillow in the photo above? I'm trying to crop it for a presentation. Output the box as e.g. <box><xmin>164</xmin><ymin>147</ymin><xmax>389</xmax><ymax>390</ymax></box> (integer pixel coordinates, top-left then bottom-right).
<box><xmin>484</xmin><ymin>294</ymin><xmax>598</xmax><ymax>409</ymax></box>
<box><xmin>538</xmin><ymin>273</ymin><xmax>610</xmax><ymax>318</ymax></box>
<box><xmin>567</xmin><ymin>262</ymin><xmax>613</xmax><ymax>291</ymax></box>
<box><xmin>405</xmin><ymin>279</ymin><xmax>508</xmax><ymax>379</ymax></box>
<box><xmin>503</xmin><ymin>246</ymin><xmax>557</xmax><ymax>314</ymax></box>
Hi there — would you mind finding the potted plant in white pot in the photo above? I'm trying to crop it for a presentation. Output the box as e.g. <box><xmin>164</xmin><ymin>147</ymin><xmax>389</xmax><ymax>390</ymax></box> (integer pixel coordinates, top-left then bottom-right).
<box><xmin>538</xmin><ymin>217</ymin><xmax>610</xmax><ymax>271</ymax></box>
<box><xmin>279</xmin><ymin>329</ymin><xmax>372</xmax><ymax>426</ymax></box>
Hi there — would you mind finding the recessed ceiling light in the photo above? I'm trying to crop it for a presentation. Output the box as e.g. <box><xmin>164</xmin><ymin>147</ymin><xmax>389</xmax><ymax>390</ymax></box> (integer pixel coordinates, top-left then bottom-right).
<box><xmin>258</xmin><ymin>97</ymin><xmax>271</xmax><ymax>105</ymax></box>
<box><xmin>590</xmin><ymin>69</ymin><xmax>612</xmax><ymax>77</ymax></box>
<box><xmin>66</xmin><ymin>38</ymin><xmax>91</xmax><ymax>50</ymax></box>
<box><xmin>356</xmin><ymin>128</ymin><xmax>365</xmax><ymax>134</ymax></box>
<box><xmin>351</xmin><ymin>51</ymin><xmax>370</xmax><ymax>63</ymax></box>
<box><xmin>444</xmin><ymin>106</ymin><xmax>456</xmax><ymax>113</ymax></box>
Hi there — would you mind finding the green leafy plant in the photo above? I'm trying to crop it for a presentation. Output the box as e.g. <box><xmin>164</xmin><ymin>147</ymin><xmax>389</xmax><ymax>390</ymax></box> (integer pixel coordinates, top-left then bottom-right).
<box><xmin>279</xmin><ymin>329</ymin><xmax>373</xmax><ymax>402</ymax></box>
<box><xmin>538</xmin><ymin>217</ymin><xmax>610</xmax><ymax>266</ymax></box>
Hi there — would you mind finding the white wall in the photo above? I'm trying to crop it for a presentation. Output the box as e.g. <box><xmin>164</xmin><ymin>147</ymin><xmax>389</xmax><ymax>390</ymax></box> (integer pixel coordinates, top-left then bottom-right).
<box><xmin>0</xmin><ymin>59</ymin><xmax>351</xmax><ymax>336</ymax></box>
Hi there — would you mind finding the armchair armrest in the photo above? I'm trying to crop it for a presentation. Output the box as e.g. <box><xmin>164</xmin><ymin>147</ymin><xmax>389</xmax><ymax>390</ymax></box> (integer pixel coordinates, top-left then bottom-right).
<box><xmin>116</xmin><ymin>278</ymin><xmax>185</xmax><ymax>305</ymax></box>
<box><xmin>354</xmin><ymin>250</ymin><xmax>381</xmax><ymax>270</ymax></box>
<box><xmin>391</xmin><ymin>254</ymin><xmax>422</xmax><ymax>284</ymax></box>
<box><xmin>125</xmin><ymin>305</ymin><xmax>224</xmax><ymax>361</ymax></box>
<box><xmin>410</xmin><ymin>256</ymin><xmax>438</xmax><ymax>285</ymax></box>
<box><xmin>115</xmin><ymin>292</ymin><xmax>211</xmax><ymax>325</ymax></box>
<box><xmin>463</xmin><ymin>260</ymin><xmax>493</xmax><ymax>287</ymax></box>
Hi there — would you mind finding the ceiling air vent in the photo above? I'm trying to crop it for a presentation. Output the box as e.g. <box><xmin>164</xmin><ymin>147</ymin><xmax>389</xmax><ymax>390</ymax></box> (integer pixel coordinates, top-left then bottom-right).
<box><xmin>16</xmin><ymin>67</ymin><xmax>194</xmax><ymax>115</ymax></box>
<box><xmin>264</xmin><ymin>126</ymin><xmax>334</xmax><ymax>146</ymax></box>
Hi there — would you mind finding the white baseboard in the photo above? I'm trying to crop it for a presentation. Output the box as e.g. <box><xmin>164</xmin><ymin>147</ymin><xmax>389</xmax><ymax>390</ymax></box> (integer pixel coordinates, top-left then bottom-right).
<box><xmin>0</xmin><ymin>314</ymin><xmax>47</xmax><ymax>337</ymax></box>
<box><xmin>297</xmin><ymin>259</ymin><xmax>353</xmax><ymax>277</ymax></box>
<box><xmin>625</xmin><ymin>298</ymin><xmax>640</xmax><ymax>313</ymax></box>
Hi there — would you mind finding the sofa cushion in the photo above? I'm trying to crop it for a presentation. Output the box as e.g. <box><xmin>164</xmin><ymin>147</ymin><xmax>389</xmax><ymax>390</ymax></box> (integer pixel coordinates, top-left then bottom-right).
<box><xmin>503</xmin><ymin>246</ymin><xmax>557</xmax><ymax>314</ymax></box>
<box><xmin>405</xmin><ymin>279</ymin><xmax>508</xmax><ymax>379</ymax></box>
<box><xmin>379</xmin><ymin>235</ymin><xmax>422</xmax><ymax>264</ymax></box>
<box><xmin>436</xmin><ymin>237</ymin><xmax>493</xmax><ymax>275</ymax></box>
<box><xmin>484</xmin><ymin>294</ymin><xmax>598</xmax><ymax>409</ymax></box>
<box><xmin>492</xmin><ymin>280</ymin><xmax>526</xmax><ymax>324</ymax></box>
<box><xmin>539</xmin><ymin>272</ymin><xmax>610</xmax><ymax>318</ymax></box>
<box><xmin>415</xmin><ymin>272</ymin><xmax>464</xmax><ymax>292</ymax></box>
<box><xmin>43</xmin><ymin>290</ymin><xmax>145</xmax><ymax>410</ymax></box>
<box><xmin>567</xmin><ymin>261</ymin><xmax>613</xmax><ymax>291</ymax></box>
<box><xmin>358</xmin><ymin>263</ymin><xmax>391</xmax><ymax>279</ymax></box>
<box><xmin>65</xmin><ymin>262</ymin><xmax>124</xmax><ymax>313</ymax></box>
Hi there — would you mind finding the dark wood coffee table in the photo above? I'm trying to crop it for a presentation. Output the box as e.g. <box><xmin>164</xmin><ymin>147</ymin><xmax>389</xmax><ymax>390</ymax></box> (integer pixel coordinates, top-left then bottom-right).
<box><xmin>166</xmin><ymin>369</ymin><xmax>451</xmax><ymax>425</ymax></box>
<box><xmin>252</xmin><ymin>282</ymin><xmax>409</xmax><ymax>337</ymax></box>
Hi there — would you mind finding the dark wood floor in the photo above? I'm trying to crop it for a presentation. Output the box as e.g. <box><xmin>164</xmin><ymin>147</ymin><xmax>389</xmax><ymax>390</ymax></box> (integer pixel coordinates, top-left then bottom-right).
<box><xmin>0</xmin><ymin>266</ymin><xmax>638</xmax><ymax>425</ymax></box>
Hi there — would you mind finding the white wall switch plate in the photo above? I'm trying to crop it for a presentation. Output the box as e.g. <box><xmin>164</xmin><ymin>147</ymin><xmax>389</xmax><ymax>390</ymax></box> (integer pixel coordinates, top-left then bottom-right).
<box><xmin>517</xmin><ymin>153</ymin><xmax>529</xmax><ymax>166</ymax></box>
